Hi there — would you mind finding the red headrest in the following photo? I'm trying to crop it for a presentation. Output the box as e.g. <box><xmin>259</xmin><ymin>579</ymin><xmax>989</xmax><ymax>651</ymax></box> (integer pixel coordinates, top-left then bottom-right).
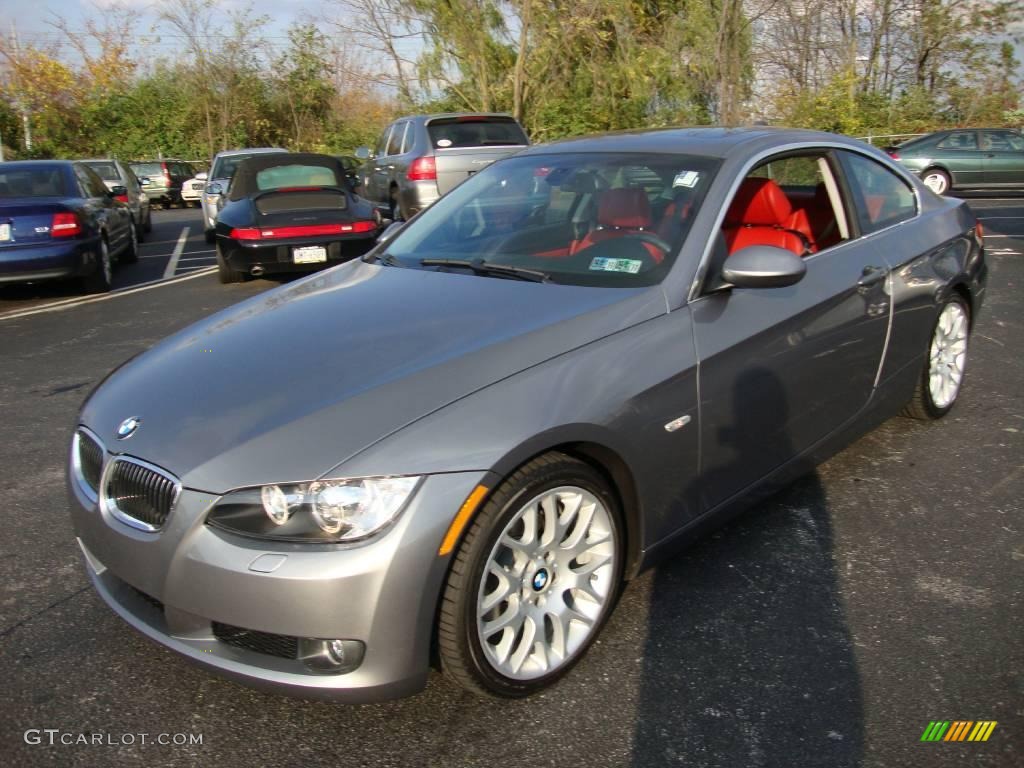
<box><xmin>597</xmin><ymin>188</ymin><xmax>653</xmax><ymax>229</ymax></box>
<box><xmin>724</xmin><ymin>178</ymin><xmax>793</xmax><ymax>227</ymax></box>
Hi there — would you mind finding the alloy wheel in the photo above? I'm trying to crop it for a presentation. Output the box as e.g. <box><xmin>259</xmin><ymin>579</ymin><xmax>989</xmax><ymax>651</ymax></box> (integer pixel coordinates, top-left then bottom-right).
<box><xmin>928</xmin><ymin>301</ymin><xmax>968</xmax><ymax>409</ymax></box>
<box><xmin>476</xmin><ymin>486</ymin><xmax>617</xmax><ymax>680</ymax></box>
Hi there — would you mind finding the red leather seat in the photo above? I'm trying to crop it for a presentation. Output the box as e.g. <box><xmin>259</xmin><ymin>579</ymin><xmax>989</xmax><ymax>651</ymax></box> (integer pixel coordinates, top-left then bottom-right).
<box><xmin>572</xmin><ymin>188</ymin><xmax>664</xmax><ymax>263</ymax></box>
<box><xmin>723</xmin><ymin>178</ymin><xmax>814</xmax><ymax>257</ymax></box>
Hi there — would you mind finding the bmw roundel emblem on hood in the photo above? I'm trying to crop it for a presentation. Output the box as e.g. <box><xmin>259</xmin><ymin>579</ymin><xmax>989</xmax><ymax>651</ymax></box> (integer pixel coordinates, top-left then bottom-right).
<box><xmin>116</xmin><ymin>417</ymin><xmax>141</xmax><ymax>440</ymax></box>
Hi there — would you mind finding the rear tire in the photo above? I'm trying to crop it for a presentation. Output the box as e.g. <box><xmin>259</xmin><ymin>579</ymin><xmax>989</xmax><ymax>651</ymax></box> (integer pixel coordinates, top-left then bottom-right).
<box><xmin>438</xmin><ymin>452</ymin><xmax>624</xmax><ymax>698</ymax></box>
<box><xmin>81</xmin><ymin>238</ymin><xmax>112</xmax><ymax>294</ymax></box>
<box><xmin>144</xmin><ymin>208</ymin><xmax>152</xmax><ymax>233</ymax></box>
<box><xmin>216</xmin><ymin>245</ymin><xmax>246</xmax><ymax>284</ymax></box>
<box><xmin>205</xmin><ymin>229</ymin><xmax>216</xmax><ymax>245</ymax></box>
<box><xmin>121</xmin><ymin>220</ymin><xmax>138</xmax><ymax>264</ymax></box>
<box><xmin>902</xmin><ymin>295</ymin><xmax>970</xmax><ymax>420</ymax></box>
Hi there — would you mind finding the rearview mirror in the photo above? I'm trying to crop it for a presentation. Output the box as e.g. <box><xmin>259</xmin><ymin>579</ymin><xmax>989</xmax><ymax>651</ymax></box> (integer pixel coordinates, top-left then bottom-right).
<box><xmin>354</xmin><ymin>146</ymin><xmax>373</xmax><ymax>161</ymax></box>
<box><xmin>206</xmin><ymin>182</ymin><xmax>224</xmax><ymax>196</ymax></box>
<box><xmin>721</xmin><ymin>246</ymin><xmax>807</xmax><ymax>289</ymax></box>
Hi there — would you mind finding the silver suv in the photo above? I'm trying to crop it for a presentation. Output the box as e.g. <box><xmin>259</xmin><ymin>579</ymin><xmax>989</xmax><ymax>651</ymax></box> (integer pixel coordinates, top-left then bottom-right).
<box><xmin>202</xmin><ymin>148</ymin><xmax>286</xmax><ymax>243</ymax></box>
<box><xmin>355</xmin><ymin>113</ymin><xmax>529</xmax><ymax>220</ymax></box>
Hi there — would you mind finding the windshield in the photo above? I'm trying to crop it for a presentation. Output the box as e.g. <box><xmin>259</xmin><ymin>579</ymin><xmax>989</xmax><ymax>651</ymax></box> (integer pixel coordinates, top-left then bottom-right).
<box><xmin>382</xmin><ymin>152</ymin><xmax>719</xmax><ymax>287</ymax></box>
<box><xmin>427</xmin><ymin>117</ymin><xmax>528</xmax><ymax>148</ymax></box>
<box><xmin>83</xmin><ymin>162</ymin><xmax>120</xmax><ymax>181</ymax></box>
<box><xmin>0</xmin><ymin>167</ymin><xmax>71</xmax><ymax>197</ymax></box>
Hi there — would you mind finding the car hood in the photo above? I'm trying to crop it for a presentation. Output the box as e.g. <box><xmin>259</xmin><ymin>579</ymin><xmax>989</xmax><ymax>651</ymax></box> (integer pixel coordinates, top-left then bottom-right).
<box><xmin>80</xmin><ymin>260</ymin><xmax>665</xmax><ymax>492</ymax></box>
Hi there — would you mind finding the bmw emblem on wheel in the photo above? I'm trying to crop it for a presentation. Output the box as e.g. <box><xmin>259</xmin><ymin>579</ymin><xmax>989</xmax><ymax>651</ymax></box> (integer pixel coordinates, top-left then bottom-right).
<box><xmin>116</xmin><ymin>417</ymin><xmax>141</xmax><ymax>440</ymax></box>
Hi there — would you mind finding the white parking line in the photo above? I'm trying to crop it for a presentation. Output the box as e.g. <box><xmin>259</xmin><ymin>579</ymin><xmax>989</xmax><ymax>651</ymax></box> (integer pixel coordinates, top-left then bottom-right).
<box><xmin>163</xmin><ymin>227</ymin><xmax>191</xmax><ymax>279</ymax></box>
<box><xmin>0</xmin><ymin>267</ymin><xmax>217</xmax><ymax>322</ymax></box>
<box><xmin>140</xmin><ymin>249</ymin><xmax>214</xmax><ymax>260</ymax></box>
<box><xmin>178</xmin><ymin>255</ymin><xmax>216</xmax><ymax>262</ymax></box>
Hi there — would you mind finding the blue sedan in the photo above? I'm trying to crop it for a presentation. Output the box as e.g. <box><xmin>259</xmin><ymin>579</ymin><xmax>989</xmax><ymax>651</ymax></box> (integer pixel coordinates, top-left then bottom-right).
<box><xmin>0</xmin><ymin>160</ymin><xmax>137</xmax><ymax>292</ymax></box>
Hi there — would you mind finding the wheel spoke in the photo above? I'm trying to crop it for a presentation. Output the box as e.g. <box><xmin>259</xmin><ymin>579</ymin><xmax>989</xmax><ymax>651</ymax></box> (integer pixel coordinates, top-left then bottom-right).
<box><xmin>508</xmin><ymin>616</ymin><xmax>537</xmax><ymax>675</ymax></box>
<box><xmin>559</xmin><ymin>497</ymin><xmax>594</xmax><ymax>551</ymax></box>
<box><xmin>481</xmin><ymin>598</ymin><xmax>522</xmax><ymax>638</ymax></box>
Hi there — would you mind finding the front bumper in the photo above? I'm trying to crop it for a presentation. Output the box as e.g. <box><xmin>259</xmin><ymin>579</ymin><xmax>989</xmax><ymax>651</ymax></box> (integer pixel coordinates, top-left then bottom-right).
<box><xmin>0</xmin><ymin>239</ymin><xmax>97</xmax><ymax>283</ymax></box>
<box><xmin>69</xmin><ymin>465</ymin><xmax>488</xmax><ymax>702</ymax></box>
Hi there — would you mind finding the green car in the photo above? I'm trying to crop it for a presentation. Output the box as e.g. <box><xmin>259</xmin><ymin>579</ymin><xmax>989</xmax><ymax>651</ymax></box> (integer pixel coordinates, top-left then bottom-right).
<box><xmin>886</xmin><ymin>128</ymin><xmax>1024</xmax><ymax>195</ymax></box>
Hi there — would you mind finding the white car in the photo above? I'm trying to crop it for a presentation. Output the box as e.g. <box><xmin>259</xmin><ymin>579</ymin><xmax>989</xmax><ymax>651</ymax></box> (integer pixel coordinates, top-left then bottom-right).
<box><xmin>180</xmin><ymin>173</ymin><xmax>208</xmax><ymax>208</ymax></box>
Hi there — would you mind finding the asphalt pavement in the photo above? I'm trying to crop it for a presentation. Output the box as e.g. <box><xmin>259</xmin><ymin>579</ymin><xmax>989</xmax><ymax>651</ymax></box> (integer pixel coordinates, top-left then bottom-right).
<box><xmin>0</xmin><ymin>198</ymin><xmax>1021</xmax><ymax>767</ymax></box>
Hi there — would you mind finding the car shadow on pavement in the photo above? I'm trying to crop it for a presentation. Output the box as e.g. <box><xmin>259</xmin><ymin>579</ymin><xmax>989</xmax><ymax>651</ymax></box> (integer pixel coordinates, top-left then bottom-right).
<box><xmin>631</xmin><ymin>368</ymin><xmax>865</xmax><ymax>767</ymax></box>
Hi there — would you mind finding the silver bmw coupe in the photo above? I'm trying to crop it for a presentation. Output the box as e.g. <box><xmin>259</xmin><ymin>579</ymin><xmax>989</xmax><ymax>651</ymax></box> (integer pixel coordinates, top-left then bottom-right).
<box><xmin>68</xmin><ymin>128</ymin><xmax>986</xmax><ymax>702</ymax></box>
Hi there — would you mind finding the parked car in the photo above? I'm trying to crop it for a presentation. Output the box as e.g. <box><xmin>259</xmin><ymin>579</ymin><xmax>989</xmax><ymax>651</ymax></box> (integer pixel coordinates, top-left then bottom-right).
<box><xmin>355</xmin><ymin>113</ymin><xmax>529</xmax><ymax>220</ymax></box>
<box><xmin>0</xmin><ymin>160</ymin><xmax>136</xmax><ymax>292</ymax></box>
<box><xmin>212</xmin><ymin>152</ymin><xmax>383</xmax><ymax>283</ymax></box>
<box><xmin>68</xmin><ymin>128</ymin><xmax>985</xmax><ymax>703</ymax></box>
<box><xmin>180</xmin><ymin>173</ymin><xmax>208</xmax><ymax>208</ymax></box>
<box><xmin>129</xmin><ymin>159</ymin><xmax>196</xmax><ymax>209</ymax></box>
<box><xmin>80</xmin><ymin>158</ymin><xmax>152</xmax><ymax>240</ymax></box>
<box><xmin>886</xmin><ymin>128</ymin><xmax>1024</xmax><ymax>194</ymax></box>
<box><xmin>202</xmin><ymin>148</ymin><xmax>286</xmax><ymax>243</ymax></box>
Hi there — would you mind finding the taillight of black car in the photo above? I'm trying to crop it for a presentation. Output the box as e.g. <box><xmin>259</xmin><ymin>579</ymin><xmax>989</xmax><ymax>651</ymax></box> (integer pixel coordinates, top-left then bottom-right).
<box><xmin>229</xmin><ymin>221</ymin><xmax>378</xmax><ymax>240</ymax></box>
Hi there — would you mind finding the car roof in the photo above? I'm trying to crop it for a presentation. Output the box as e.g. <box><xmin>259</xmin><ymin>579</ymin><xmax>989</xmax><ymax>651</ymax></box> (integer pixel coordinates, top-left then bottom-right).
<box><xmin>516</xmin><ymin>126</ymin><xmax>872</xmax><ymax>159</ymax></box>
<box><xmin>213</xmin><ymin>148</ymin><xmax>287</xmax><ymax>159</ymax></box>
<box><xmin>0</xmin><ymin>160</ymin><xmax>75</xmax><ymax>169</ymax></box>
<box><xmin>395</xmin><ymin>113</ymin><xmax>519</xmax><ymax>123</ymax></box>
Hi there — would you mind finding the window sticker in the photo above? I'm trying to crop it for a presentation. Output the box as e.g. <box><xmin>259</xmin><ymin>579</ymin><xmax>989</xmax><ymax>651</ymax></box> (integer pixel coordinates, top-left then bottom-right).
<box><xmin>589</xmin><ymin>257</ymin><xmax>643</xmax><ymax>274</ymax></box>
<box><xmin>673</xmin><ymin>170</ymin><xmax>700</xmax><ymax>188</ymax></box>
<box><xmin>436</xmin><ymin>139</ymin><xmax>453</xmax><ymax>148</ymax></box>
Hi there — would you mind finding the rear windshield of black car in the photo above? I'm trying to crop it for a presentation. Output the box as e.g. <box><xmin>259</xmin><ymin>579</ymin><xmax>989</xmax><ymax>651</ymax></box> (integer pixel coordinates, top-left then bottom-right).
<box><xmin>426</xmin><ymin>117</ymin><xmax>528</xmax><ymax>149</ymax></box>
<box><xmin>255</xmin><ymin>164</ymin><xmax>342</xmax><ymax>191</ymax></box>
<box><xmin>84</xmin><ymin>162</ymin><xmax>120</xmax><ymax>181</ymax></box>
<box><xmin>0</xmin><ymin>168</ymin><xmax>70</xmax><ymax>197</ymax></box>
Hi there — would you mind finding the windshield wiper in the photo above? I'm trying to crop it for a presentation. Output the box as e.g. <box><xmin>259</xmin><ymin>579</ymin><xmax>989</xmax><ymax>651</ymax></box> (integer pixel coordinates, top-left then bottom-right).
<box><xmin>420</xmin><ymin>258</ymin><xmax>550</xmax><ymax>283</ymax></box>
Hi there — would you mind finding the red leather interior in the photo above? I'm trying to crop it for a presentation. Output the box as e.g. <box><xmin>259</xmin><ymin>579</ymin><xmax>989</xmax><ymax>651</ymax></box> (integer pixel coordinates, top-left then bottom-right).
<box><xmin>573</xmin><ymin>188</ymin><xmax>663</xmax><ymax>262</ymax></box>
<box><xmin>723</xmin><ymin>177</ymin><xmax>814</xmax><ymax>257</ymax></box>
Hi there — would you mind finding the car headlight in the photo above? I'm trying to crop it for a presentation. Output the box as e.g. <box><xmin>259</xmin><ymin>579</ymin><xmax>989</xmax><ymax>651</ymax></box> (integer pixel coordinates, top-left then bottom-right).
<box><xmin>206</xmin><ymin>476</ymin><xmax>421</xmax><ymax>543</ymax></box>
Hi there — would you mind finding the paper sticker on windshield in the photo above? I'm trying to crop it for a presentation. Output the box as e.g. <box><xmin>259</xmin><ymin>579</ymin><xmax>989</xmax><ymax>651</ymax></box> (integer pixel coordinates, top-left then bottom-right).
<box><xmin>673</xmin><ymin>171</ymin><xmax>700</xmax><ymax>188</ymax></box>
<box><xmin>436</xmin><ymin>139</ymin><xmax>452</xmax><ymax>148</ymax></box>
<box><xmin>589</xmin><ymin>257</ymin><xmax>642</xmax><ymax>274</ymax></box>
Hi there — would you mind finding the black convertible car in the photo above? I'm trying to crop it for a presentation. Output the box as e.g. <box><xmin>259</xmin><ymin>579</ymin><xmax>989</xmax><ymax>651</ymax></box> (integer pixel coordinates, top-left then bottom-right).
<box><xmin>212</xmin><ymin>153</ymin><xmax>383</xmax><ymax>283</ymax></box>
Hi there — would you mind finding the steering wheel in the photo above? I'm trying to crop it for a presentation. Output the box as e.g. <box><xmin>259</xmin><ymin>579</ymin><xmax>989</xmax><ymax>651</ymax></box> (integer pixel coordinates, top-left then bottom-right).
<box><xmin>622</xmin><ymin>232</ymin><xmax>672</xmax><ymax>255</ymax></box>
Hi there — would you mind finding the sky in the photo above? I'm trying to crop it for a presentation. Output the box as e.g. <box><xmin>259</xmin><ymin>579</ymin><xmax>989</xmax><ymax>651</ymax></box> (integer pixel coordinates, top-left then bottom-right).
<box><xmin>3</xmin><ymin>0</ymin><xmax>337</xmax><ymax>61</ymax></box>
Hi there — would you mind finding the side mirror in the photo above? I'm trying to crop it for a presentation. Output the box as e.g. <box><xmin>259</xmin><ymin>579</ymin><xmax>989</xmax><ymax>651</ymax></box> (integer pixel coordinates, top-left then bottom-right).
<box><xmin>354</xmin><ymin>146</ymin><xmax>372</xmax><ymax>161</ymax></box>
<box><xmin>195</xmin><ymin>172</ymin><xmax>208</xmax><ymax>181</ymax></box>
<box><xmin>206</xmin><ymin>182</ymin><xmax>224</xmax><ymax>196</ymax></box>
<box><xmin>376</xmin><ymin>220</ymin><xmax>404</xmax><ymax>245</ymax></box>
<box><xmin>721</xmin><ymin>245</ymin><xmax>807</xmax><ymax>289</ymax></box>
<box><xmin>110</xmin><ymin>185</ymin><xmax>128</xmax><ymax>197</ymax></box>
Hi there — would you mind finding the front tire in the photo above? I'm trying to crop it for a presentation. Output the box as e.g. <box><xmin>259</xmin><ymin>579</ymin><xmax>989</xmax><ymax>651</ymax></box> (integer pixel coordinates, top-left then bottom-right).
<box><xmin>903</xmin><ymin>295</ymin><xmax>970</xmax><ymax>419</ymax></box>
<box><xmin>921</xmin><ymin>168</ymin><xmax>950</xmax><ymax>196</ymax></box>
<box><xmin>121</xmin><ymin>220</ymin><xmax>138</xmax><ymax>264</ymax></box>
<box><xmin>438</xmin><ymin>453</ymin><xmax>624</xmax><ymax>698</ymax></box>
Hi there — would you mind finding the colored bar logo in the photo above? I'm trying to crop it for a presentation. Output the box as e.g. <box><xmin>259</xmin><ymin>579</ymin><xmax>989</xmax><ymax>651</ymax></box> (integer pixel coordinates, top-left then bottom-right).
<box><xmin>920</xmin><ymin>721</ymin><xmax>997</xmax><ymax>742</ymax></box>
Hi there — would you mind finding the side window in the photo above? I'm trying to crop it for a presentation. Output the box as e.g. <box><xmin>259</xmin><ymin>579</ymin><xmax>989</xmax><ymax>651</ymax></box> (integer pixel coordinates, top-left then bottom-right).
<box><xmin>981</xmin><ymin>130</ymin><xmax>1023</xmax><ymax>151</ymax></box>
<box><xmin>375</xmin><ymin>125</ymin><xmax>393</xmax><ymax>157</ymax></box>
<box><xmin>936</xmin><ymin>132</ymin><xmax>978</xmax><ymax>151</ymax></box>
<box><xmin>399</xmin><ymin>122</ymin><xmax>415</xmax><ymax>154</ymax></box>
<box><xmin>840</xmin><ymin>151</ymin><xmax>917</xmax><ymax>233</ymax></box>
<box><xmin>386</xmin><ymin>122</ymin><xmax>406</xmax><ymax>156</ymax></box>
<box><xmin>719</xmin><ymin>153</ymin><xmax>849</xmax><ymax>258</ymax></box>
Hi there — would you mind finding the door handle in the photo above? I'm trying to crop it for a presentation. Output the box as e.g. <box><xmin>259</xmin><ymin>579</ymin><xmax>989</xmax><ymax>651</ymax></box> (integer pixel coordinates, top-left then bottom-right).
<box><xmin>857</xmin><ymin>265</ymin><xmax>887</xmax><ymax>287</ymax></box>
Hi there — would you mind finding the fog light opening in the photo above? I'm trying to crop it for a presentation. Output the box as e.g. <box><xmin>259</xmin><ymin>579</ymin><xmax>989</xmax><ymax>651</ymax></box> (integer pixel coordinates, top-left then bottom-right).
<box><xmin>298</xmin><ymin>638</ymin><xmax>365</xmax><ymax>674</ymax></box>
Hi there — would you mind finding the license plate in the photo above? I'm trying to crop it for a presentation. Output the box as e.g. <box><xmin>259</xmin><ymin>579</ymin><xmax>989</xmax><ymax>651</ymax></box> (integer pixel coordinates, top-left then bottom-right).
<box><xmin>293</xmin><ymin>245</ymin><xmax>327</xmax><ymax>264</ymax></box>
<box><xmin>0</xmin><ymin>223</ymin><xmax>9</xmax><ymax>242</ymax></box>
